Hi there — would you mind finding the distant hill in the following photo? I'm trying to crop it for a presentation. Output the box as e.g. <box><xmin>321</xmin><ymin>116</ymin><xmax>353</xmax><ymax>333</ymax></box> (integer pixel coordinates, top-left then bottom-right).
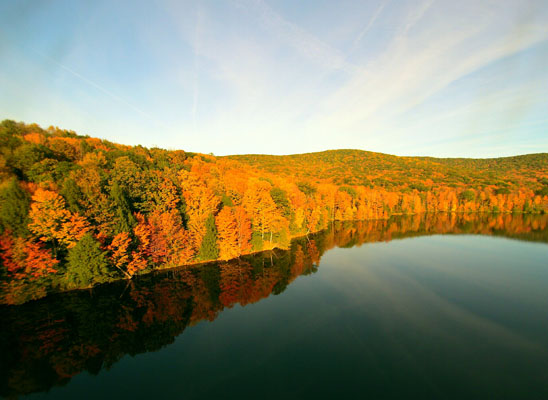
<box><xmin>227</xmin><ymin>149</ymin><xmax>548</xmax><ymax>193</ymax></box>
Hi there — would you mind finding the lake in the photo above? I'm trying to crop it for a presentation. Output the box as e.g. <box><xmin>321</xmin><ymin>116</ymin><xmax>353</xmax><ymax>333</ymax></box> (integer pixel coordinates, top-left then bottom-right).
<box><xmin>2</xmin><ymin>213</ymin><xmax>548</xmax><ymax>399</ymax></box>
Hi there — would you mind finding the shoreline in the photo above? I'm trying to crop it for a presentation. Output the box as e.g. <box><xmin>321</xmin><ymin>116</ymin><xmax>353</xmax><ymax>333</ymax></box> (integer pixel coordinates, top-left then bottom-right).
<box><xmin>1</xmin><ymin>210</ymin><xmax>545</xmax><ymax>306</ymax></box>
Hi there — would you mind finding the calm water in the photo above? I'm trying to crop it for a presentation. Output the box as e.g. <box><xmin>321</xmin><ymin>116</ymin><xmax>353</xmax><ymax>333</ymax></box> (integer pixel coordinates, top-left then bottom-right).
<box><xmin>2</xmin><ymin>214</ymin><xmax>548</xmax><ymax>399</ymax></box>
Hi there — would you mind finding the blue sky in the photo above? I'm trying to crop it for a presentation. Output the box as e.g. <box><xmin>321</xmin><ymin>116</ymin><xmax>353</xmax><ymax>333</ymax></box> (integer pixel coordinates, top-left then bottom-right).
<box><xmin>1</xmin><ymin>0</ymin><xmax>547</xmax><ymax>157</ymax></box>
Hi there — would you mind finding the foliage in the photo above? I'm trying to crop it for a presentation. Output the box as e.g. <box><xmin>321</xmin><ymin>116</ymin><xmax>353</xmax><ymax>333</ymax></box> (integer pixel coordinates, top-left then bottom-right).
<box><xmin>66</xmin><ymin>234</ymin><xmax>112</xmax><ymax>287</ymax></box>
<box><xmin>0</xmin><ymin>120</ymin><xmax>547</xmax><ymax>300</ymax></box>
<box><xmin>228</xmin><ymin>149</ymin><xmax>548</xmax><ymax>192</ymax></box>
<box><xmin>198</xmin><ymin>213</ymin><xmax>219</xmax><ymax>261</ymax></box>
<box><xmin>0</xmin><ymin>179</ymin><xmax>30</xmax><ymax>236</ymax></box>
<box><xmin>110</xmin><ymin>182</ymin><xmax>136</xmax><ymax>234</ymax></box>
<box><xmin>216</xmin><ymin>207</ymin><xmax>240</xmax><ymax>261</ymax></box>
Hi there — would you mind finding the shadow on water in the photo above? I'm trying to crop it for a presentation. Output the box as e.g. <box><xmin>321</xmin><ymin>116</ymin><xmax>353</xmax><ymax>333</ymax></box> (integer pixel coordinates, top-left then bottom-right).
<box><xmin>1</xmin><ymin>213</ymin><xmax>547</xmax><ymax>398</ymax></box>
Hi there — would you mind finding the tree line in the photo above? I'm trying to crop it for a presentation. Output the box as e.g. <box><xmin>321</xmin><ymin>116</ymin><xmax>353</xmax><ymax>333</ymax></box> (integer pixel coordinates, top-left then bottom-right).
<box><xmin>1</xmin><ymin>120</ymin><xmax>547</xmax><ymax>303</ymax></box>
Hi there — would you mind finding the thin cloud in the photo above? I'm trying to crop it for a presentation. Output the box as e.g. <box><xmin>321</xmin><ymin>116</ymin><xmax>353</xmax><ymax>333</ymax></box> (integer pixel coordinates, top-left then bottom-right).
<box><xmin>233</xmin><ymin>0</ymin><xmax>356</xmax><ymax>73</ymax></box>
<box><xmin>306</xmin><ymin>0</ymin><xmax>548</xmax><ymax>144</ymax></box>
<box><xmin>1</xmin><ymin>0</ymin><xmax>547</xmax><ymax>156</ymax></box>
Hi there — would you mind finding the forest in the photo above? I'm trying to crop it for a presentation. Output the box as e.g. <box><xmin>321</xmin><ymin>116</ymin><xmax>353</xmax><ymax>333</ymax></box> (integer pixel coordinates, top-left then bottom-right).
<box><xmin>1</xmin><ymin>120</ymin><xmax>548</xmax><ymax>305</ymax></box>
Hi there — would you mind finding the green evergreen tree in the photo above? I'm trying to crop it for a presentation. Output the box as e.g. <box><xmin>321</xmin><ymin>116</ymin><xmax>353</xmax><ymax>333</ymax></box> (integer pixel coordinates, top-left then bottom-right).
<box><xmin>66</xmin><ymin>234</ymin><xmax>113</xmax><ymax>287</ymax></box>
<box><xmin>10</xmin><ymin>144</ymin><xmax>52</xmax><ymax>180</ymax></box>
<box><xmin>0</xmin><ymin>120</ymin><xmax>24</xmax><ymax>157</ymax></box>
<box><xmin>0</xmin><ymin>178</ymin><xmax>30</xmax><ymax>236</ymax></box>
<box><xmin>61</xmin><ymin>178</ymin><xmax>84</xmax><ymax>213</ymax></box>
<box><xmin>110</xmin><ymin>182</ymin><xmax>136</xmax><ymax>234</ymax></box>
<box><xmin>197</xmin><ymin>213</ymin><xmax>219</xmax><ymax>261</ymax></box>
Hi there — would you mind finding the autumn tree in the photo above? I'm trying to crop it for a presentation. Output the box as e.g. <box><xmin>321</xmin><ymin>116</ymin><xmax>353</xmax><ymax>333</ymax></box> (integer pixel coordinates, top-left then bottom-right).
<box><xmin>242</xmin><ymin>179</ymin><xmax>282</xmax><ymax>243</ymax></box>
<box><xmin>28</xmin><ymin>188</ymin><xmax>71</xmax><ymax>251</ymax></box>
<box><xmin>108</xmin><ymin>232</ymin><xmax>133</xmax><ymax>278</ymax></box>
<box><xmin>233</xmin><ymin>206</ymin><xmax>252</xmax><ymax>254</ymax></box>
<box><xmin>0</xmin><ymin>233</ymin><xmax>58</xmax><ymax>280</ymax></box>
<box><xmin>179</xmin><ymin>171</ymin><xmax>220</xmax><ymax>250</ymax></box>
<box><xmin>216</xmin><ymin>207</ymin><xmax>239</xmax><ymax>261</ymax></box>
<box><xmin>147</xmin><ymin>209</ymin><xmax>194</xmax><ymax>266</ymax></box>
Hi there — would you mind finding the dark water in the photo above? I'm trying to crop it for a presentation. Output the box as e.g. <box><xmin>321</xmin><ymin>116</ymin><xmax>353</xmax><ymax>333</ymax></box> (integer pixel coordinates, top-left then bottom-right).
<box><xmin>2</xmin><ymin>213</ymin><xmax>548</xmax><ymax>399</ymax></box>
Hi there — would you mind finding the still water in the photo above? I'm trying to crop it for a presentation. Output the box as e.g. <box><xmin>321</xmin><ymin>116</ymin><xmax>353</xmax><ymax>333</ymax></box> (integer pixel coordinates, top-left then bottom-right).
<box><xmin>2</xmin><ymin>213</ymin><xmax>548</xmax><ymax>399</ymax></box>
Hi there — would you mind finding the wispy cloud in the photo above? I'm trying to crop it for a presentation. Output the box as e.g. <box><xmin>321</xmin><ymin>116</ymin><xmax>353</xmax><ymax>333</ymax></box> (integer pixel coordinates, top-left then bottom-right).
<box><xmin>303</xmin><ymin>0</ymin><xmax>548</xmax><ymax>153</ymax></box>
<box><xmin>233</xmin><ymin>0</ymin><xmax>356</xmax><ymax>73</ymax></box>
<box><xmin>1</xmin><ymin>0</ymin><xmax>547</xmax><ymax>156</ymax></box>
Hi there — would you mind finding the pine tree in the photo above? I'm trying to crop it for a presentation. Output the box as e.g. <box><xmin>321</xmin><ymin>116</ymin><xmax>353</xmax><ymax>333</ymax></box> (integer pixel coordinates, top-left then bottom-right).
<box><xmin>60</xmin><ymin>178</ymin><xmax>83</xmax><ymax>213</ymax></box>
<box><xmin>0</xmin><ymin>179</ymin><xmax>30</xmax><ymax>236</ymax></box>
<box><xmin>198</xmin><ymin>213</ymin><xmax>219</xmax><ymax>261</ymax></box>
<box><xmin>110</xmin><ymin>182</ymin><xmax>136</xmax><ymax>234</ymax></box>
<box><xmin>66</xmin><ymin>234</ymin><xmax>112</xmax><ymax>287</ymax></box>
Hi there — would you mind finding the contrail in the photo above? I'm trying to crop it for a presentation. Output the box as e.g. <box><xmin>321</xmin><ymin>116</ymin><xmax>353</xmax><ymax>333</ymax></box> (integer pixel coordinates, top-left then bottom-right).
<box><xmin>192</xmin><ymin>7</ymin><xmax>203</xmax><ymax>134</ymax></box>
<box><xmin>351</xmin><ymin>0</ymin><xmax>390</xmax><ymax>50</ymax></box>
<box><xmin>31</xmin><ymin>48</ymin><xmax>171</xmax><ymax>130</ymax></box>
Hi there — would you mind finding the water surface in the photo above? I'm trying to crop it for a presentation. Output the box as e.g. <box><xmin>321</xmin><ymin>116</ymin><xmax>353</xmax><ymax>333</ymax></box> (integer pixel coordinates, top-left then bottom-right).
<box><xmin>2</xmin><ymin>213</ymin><xmax>548</xmax><ymax>399</ymax></box>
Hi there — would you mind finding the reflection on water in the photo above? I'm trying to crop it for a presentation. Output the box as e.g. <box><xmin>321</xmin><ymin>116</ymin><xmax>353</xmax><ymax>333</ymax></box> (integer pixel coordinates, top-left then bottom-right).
<box><xmin>1</xmin><ymin>213</ymin><xmax>548</xmax><ymax>399</ymax></box>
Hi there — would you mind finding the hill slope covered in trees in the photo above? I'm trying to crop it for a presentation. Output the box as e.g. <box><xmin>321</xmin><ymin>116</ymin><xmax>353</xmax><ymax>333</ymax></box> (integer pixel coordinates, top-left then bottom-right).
<box><xmin>227</xmin><ymin>150</ymin><xmax>548</xmax><ymax>193</ymax></box>
<box><xmin>1</xmin><ymin>120</ymin><xmax>547</xmax><ymax>304</ymax></box>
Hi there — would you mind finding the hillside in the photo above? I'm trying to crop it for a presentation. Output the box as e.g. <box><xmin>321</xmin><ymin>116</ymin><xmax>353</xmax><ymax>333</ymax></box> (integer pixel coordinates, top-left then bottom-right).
<box><xmin>1</xmin><ymin>120</ymin><xmax>548</xmax><ymax>305</ymax></box>
<box><xmin>227</xmin><ymin>150</ymin><xmax>548</xmax><ymax>193</ymax></box>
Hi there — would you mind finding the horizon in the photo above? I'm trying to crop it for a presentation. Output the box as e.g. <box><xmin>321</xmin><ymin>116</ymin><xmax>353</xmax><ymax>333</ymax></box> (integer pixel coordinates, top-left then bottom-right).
<box><xmin>1</xmin><ymin>1</ymin><xmax>548</xmax><ymax>158</ymax></box>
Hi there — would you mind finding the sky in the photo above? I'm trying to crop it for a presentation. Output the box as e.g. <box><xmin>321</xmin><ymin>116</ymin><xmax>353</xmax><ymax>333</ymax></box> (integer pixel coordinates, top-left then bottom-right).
<box><xmin>1</xmin><ymin>0</ymin><xmax>547</xmax><ymax>158</ymax></box>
